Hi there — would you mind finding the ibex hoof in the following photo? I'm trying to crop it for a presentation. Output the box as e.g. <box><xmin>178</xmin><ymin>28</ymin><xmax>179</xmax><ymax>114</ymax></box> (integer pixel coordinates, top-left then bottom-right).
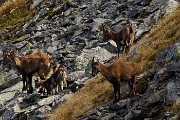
<box><xmin>27</xmin><ymin>89</ymin><xmax>33</xmax><ymax>94</ymax></box>
<box><xmin>22</xmin><ymin>87</ymin><xmax>26</xmax><ymax>91</ymax></box>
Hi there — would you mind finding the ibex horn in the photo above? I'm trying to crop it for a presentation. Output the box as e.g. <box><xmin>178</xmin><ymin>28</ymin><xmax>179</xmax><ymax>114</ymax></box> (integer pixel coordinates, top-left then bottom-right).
<box><xmin>92</xmin><ymin>56</ymin><xmax>95</xmax><ymax>63</ymax></box>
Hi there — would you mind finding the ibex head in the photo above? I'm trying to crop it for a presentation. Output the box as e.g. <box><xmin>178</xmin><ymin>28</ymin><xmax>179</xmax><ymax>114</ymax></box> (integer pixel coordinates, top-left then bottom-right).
<box><xmin>59</xmin><ymin>67</ymin><xmax>65</xmax><ymax>76</ymax></box>
<box><xmin>35</xmin><ymin>77</ymin><xmax>42</xmax><ymax>88</ymax></box>
<box><xmin>2</xmin><ymin>45</ymin><xmax>18</xmax><ymax>68</ymax></box>
<box><xmin>126</xmin><ymin>22</ymin><xmax>136</xmax><ymax>33</ymax></box>
<box><xmin>91</xmin><ymin>56</ymin><xmax>101</xmax><ymax>77</ymax></box>
<box><xmin>102</xmin><ymin>24</ymin><xmax>111</xmax><ymax>42</ymax></box>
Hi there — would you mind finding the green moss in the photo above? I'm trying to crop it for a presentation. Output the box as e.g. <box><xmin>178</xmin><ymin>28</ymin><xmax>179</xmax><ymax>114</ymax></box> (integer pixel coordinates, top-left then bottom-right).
<box><xmin>175</xmin><ymin>48</ymin><xmax>180</xmax><ymax>59</ymax></box>
<box><xmin>0</xmin><ymin>6</ymin><xmax>33</xmax><ymax>30</ymax></box>
<box><xmin>24</xmin><ymin>43</ymin><xmax>32</xmax><ymax>53</ymax></box>
<box><xmin>15</xmin><ymin>34</ymin><xmax>29</xmax><ymax>42</ymax></box>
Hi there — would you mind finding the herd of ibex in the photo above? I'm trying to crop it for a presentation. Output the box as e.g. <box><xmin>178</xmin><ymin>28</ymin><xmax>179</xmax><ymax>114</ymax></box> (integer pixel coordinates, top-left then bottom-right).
<box><xmin>3</xmin><ymin>47</ymin><xmax>68</xmax><ymax>95</ymax></box>
<box><xmin>2</xmin><ymin>23</ymin><xmax>143</xmax><ymax>104</ymax></box>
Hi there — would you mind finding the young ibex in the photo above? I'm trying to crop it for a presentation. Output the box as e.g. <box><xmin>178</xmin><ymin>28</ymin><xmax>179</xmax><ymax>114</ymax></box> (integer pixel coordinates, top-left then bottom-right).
<box><xmin>102</xmin><ymin>23</ymin><xmax>135</xmax><ymax>56</ymax></box>
<box><xmin>131</xmin><ymin>75</ymin><xmax>148</xmax><ymax>96</ymax></box>
<box><xmin>2</xmin><ymin>48</ymin><xmax>52</xmax><ymax>94</ymax></box>
<box><xmin>91</xmin><ymin>57</ymin><xmax>142</xmax><ymax>104</ymax></box>
<box><xmin>35</xmin><ymin>64</ymin><xmax>68</xmax><ymax>95</ymax></box>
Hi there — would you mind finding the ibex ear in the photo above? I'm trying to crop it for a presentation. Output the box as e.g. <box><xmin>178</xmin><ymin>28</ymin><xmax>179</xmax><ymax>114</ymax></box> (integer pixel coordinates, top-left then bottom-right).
<box><xmin>92</xmin><ymin>56</ymin><xmax>95</xmax><ymax>64</ymax></box>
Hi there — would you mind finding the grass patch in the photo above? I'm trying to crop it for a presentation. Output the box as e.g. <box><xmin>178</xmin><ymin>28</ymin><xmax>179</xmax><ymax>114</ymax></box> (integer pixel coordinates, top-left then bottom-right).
<box><xmin>0</xmin><ymin>0</ymin><xmax>29</xmax><ymax>15</ymax></box>
<box><xmin>49</xmin><ymin>76</ymin><xmax>113</xmax><ymax>120</ymax></box>
<box><xmin>156</xmin><ymin>102</ymin><xmax>180</xmax><ymax>119</ymax></box>
<box><xmin>0</xmin><ymin>0</ymin><xmax>35</xmax><ymax>43</ymax></box>
<box><xmin>49</xmin><ymin>5</ymin><xmax>180</xmax><ymax>120</ymax></box>
<box><xmin>131</xmin><ymin>5</ymin><xmax>180</xmax><ymax>70</ymax></box>
<box><xmin>171</xmin><ymin>103</ymin><xmax>180</xmax><ymax>115</ymax></box>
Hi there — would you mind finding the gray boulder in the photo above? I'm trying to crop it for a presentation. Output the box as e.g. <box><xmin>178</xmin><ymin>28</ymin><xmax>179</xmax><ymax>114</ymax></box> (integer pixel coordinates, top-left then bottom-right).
<box><xmin>31</xmin><ymin>0</ymin><xmax>43</xmax><ymax>8</ymax></box>
<box><xmin>74</xmin><ymin>46</ymin><xmax>116</xmax><ymax>71</ymax></box>
<box><xmin>37</xmin><ymin>95</ymin><xmax>60</xmax><ymax>106</ymax></box>
<box><xmin>68</xmin><ymin>71</ymin><xmax>85</xmax><ymax>82</ymax></box>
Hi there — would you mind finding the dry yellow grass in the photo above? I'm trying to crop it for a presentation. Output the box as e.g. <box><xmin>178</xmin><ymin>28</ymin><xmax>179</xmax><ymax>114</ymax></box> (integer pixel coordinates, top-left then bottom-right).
<box><xmin>157</xmin><ymin>103</ymin><xmax>180</xmax><ymax>119</ymax></box>
<box><xmin>131</xmin><ymin>5</ymin><xmax>180</xmax><ymax>70</ymax></box>
<box><xmin>49</xmin><ymin>76</ymin><xmax>113</xmax><ymax>120</ymax></box>
<box><xmin>0</xmin><ymin>0</ymin><xmax>35</xmax><ymax>43</ymax></box>
<box><xmin>171</xmin><ymin>103</ymin><xmax>180</xmax><ymax>115</ymax></box>
<box><xmin>49</xmin><ymin>5</ymin><xmax>180</xmax><ymax>120</ymax></box>
<box><xmin>0</xmin><ymin>0</ymin><xmax>30</xmax><ymax>16</ymax></box>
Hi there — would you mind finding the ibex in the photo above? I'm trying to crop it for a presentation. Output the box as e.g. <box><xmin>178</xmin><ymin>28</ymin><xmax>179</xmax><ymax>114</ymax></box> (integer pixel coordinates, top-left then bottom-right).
<box><xmin>132</xmin><ymin>75</ymin><xmax>148</xmax><ymax>96</ymax></box>
<box><xmin>91</xmin><ymin>57</ymin><xmax>142</xmax><ymax>104</ymax></box>
<box><xmin>102</xmin><ymin>23</ymin><xmax>135</xmax><ymax>56</ymax></box>
<box><xmin>2</xmin><ymin>47</ymin><xmax>52</xmax><ymax>94</ymax></box>
<box><xmin>35</xmin><ymin>64</ymin><xmax>68</xmax><ymax>95</ymax></box>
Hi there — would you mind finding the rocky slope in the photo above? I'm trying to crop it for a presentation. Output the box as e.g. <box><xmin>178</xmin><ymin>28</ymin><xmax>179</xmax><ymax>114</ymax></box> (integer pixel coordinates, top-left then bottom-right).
<box><xmin>0</xmin><ymin>0</ymin><xmax>179</xmax><ymax>119</ymax></box>
<box><xmin>78</xmin><ymin>43</ymin><xmax>180</xmax><ymax>120</ymax></box>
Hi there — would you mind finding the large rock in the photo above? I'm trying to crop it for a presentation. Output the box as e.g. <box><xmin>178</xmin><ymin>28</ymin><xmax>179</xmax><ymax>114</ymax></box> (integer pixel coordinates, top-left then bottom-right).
<box><xmin>92</xmin><ymin>18</ymin><xmax>111</xmax><ymax>32</ymax></box>
<box><xmin>74</xmin><ymin>46</ymin><xmax>116</xmax><ymax>71</ymax></box>
<box><xmin>46</xmin><ymin>45</ymin><xmax>58</xmax><ymax>53</ymax></box>
<box><xmin>165</xmin><ymin>42</ymin><xmax>180</xmax><ymax>61</ymax></box>
<box><xmin>35</xmin><ymin>105</ymin><xmax>52</xmax><ymax>119</ymax></box>
<box><xmin>166</xmin><ymin>80</ymin><xmax>180</xmax><ymax>104</ymax></box>
<box><xmin>0</xmin><ymin>82</ymin><xmax>23</xmax><ymax>102</ymax></box>
<box><xmin>129</xmin><ymin>8</ymin><xmax>139</xmax><ymax>18</ymax></box>
<box><xmin>31</xmin><ymin>0</ymin><xmax>43</xmax><ymax>8</ymax></box>
<box><xmin>162</xmin><ymin>0</ymin><xmax>179</xmax><ymax>15</ymax></box>
<box><xmin>37</xmin><ymin>95</ymin><xmax>60</xmax><ymax>106</ymax></box>
<box><xmin>32</xmin><ymin>31</ymin><xmax>46</xmax><ymax>42</ymax></box>
<box><xmin>140</xmin><ymin>0</ymin><xmax>152</xmax><ymax>6</ymax></box>
<box><xmin>68</xmin><ymin>71</ymin><xmax>85</xmax><ymax>81</ymax></box>
<box><xmin>38</xmin><ymin>8</ymin><xmax>49</xmax><ymax>18</ymax></box>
